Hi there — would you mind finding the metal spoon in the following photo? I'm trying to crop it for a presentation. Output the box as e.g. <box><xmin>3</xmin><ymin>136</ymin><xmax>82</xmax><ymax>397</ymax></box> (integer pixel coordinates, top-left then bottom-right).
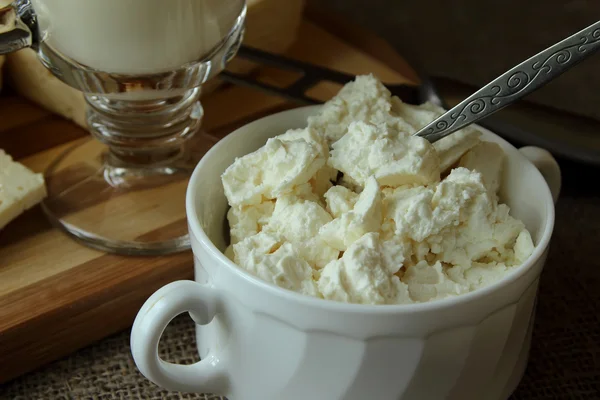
<box><xmin>414</xmin><ymin>20</ymin><xmax>600</xmax><ymax>143</ymax></box>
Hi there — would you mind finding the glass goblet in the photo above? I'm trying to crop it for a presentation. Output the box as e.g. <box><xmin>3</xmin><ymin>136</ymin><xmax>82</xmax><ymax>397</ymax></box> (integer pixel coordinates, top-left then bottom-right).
<box><xmin>0</xmin><ymin>0</ymin><xmax>246</xmax><ymax>255</ymax></box>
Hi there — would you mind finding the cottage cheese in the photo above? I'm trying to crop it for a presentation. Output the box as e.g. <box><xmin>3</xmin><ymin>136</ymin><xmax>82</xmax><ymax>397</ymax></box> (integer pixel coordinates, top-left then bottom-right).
<box><xmin>306</xmin><ymin>74</ymin><xmax>483</xmax><ymax>174</ymax></box>
<box><xmin>324</xmin><ymin>185</ymin><xmax>358</xmax><ymax>218</ymax></box>
<box><xmin>403</xmin><ymin>261</ymin><xmax>470</xmax><ymax>302</ymax></box>
<box><xmin>308</xmin><ymin>74</ymin><xmax>415</xmax><ymax>144</ymax></box>
<box><xmin>221</xmin><ymin>129</ymin><xmax>326</xmax><ymax>207</ymax></box>
<box><xmin>264</xmin><ymin>195</ymin><xmax>339</xmax><ymax>268</ymax></box>
<box><xmin>328</xmin><ymin>121</ymin><xmax>440</xmax><ymax>188</ymax></box>
<box><xmin>267</xmin><ymin>195</ymin><xmax>332</xmax><ymax>244</ymax></box>
<box><xmin>311</xmin><ymin>164</ymin><xmax>338</xmax><ymax>198</ymax></box>
<box><xmin>383</xmin><ymin>168</ymin><xmax>527</xmax><ymax>268</ymax></box>
<box><xmin>221</xmin><ymin>75</ymin><xmax>536</xmax><ymax>305</ymax></box>
<box><xmin>319</xmin><ymin>176</ymin><xmax>382</xmax><ymax>251</ymax></box>
<box><xmin>227</xmin><ymin>201</ymin><xmax>275</xmax><ymax>245</ymax></box>
<box><xmin>318</xmin><ymin>232</ymin><xmax>412</xmax><ymax>305</ymax></box>
<box><xmin>433</xmin><ymin>129</ymin><xmax>482</xmax><ymax>173</ymax></box>
<box><xmin>391</xmin><ymin>97</ymin><xmax>483</xmax><ymax>173</ymax></box>
<box><xmin>458</xmin><ymin>141</ymin><xmax>505</xmax><ymax>194</ymax></box>
<box><xmin>232</xmin><ymin>232</ymin><xmax>320</xmax><ymax>297</ymax></box>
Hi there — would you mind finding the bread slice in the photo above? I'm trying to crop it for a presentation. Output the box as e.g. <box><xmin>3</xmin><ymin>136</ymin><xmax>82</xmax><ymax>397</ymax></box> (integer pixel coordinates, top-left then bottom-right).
<box><xmin>5</xmin><ymin>49</ymin><xmax>87</xmax><ymax>128</ymax></box>
<box><xmin>0</xmin><ymin>149</ymin><xmax>47</xmax><ymax>229</ymax></box>
<box><xmin>4</xmin><ymin>0</ymin><xmax>305</xmax><ymax>130</ymax></box>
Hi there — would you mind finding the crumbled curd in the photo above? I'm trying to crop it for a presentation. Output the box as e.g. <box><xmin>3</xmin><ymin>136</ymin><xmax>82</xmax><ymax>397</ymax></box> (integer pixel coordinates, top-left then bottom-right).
<box><xmin>221</xmin><ymin>75</ymin><xmax>535</xmax><ymax>305</ymax></box>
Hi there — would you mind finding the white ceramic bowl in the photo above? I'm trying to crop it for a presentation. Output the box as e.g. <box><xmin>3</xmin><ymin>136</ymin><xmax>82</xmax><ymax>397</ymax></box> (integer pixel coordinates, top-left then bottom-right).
<box><xmin>131</xmin><ymin>105</ymin><xmax>561</xmax><ymax>400</ymax></box>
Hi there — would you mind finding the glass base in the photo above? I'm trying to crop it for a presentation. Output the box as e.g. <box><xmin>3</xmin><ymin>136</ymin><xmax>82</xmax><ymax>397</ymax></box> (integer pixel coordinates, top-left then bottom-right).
<box><xmin>41</xmin><ymin>136</ymin><xmax>206</xmax><ymax>255</ymax></box>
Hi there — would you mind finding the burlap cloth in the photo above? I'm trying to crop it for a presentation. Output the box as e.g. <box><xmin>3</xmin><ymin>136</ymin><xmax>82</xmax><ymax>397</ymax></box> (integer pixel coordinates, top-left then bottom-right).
<box><xmin>2</xmin><ymin>158</ymin><xmax>599</xmax><ymax>399</ymax></box>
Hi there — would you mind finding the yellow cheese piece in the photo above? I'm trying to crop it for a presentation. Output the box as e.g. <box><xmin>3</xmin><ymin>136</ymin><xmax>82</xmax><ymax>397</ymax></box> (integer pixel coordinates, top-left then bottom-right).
<box><xmin>0</xmin><ymin>149</ymin><xmax>47</xmax><ymax>229</ymax></box>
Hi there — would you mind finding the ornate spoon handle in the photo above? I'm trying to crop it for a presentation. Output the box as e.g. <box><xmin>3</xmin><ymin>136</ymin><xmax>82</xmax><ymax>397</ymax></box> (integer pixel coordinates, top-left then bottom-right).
<box><xmin>415</xmin><ymin>20</ymin><xmax>600</xmax><ymax>143</ymax></box>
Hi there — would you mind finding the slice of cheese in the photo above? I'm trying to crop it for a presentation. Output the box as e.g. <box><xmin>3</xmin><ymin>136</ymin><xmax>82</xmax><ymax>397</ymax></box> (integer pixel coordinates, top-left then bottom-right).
<box><xmin>0</xmin><ymin>149</ymin><xmax>47</xmax><ymax>229</ymax></box>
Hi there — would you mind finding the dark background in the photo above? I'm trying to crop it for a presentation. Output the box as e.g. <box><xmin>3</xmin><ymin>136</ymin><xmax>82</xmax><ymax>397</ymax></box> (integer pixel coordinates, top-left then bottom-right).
<box><xmin>324</xmin><ymin>0</ymin><xmax>600</xmax><ymax>122</ymax></box>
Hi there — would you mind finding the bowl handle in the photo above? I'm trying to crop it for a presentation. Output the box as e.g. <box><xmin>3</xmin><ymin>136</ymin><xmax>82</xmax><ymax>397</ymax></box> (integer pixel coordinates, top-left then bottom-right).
<box><xmin>130</xmin><ymin>280</ymin><xmax>228</xmax><ymax>394</ymax></box>
<box><xmin>519</xmin><ymin>146</ymin><xmax>562</xmax><ymax>204</ymax></box>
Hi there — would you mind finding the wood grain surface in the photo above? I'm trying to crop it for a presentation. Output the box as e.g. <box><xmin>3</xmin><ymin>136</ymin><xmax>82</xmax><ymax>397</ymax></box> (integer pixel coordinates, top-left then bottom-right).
<box><xmin>0</xmin><ymin>7</ymin><xmax>417</xmax><ymax>383</ymax></box>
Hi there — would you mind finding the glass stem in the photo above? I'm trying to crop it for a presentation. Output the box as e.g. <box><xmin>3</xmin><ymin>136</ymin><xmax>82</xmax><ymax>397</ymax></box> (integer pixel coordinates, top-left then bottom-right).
<box><xmin>85</xmin><ymin>88</ymin><xmax>203</xmax><ymax>167</ymax></box>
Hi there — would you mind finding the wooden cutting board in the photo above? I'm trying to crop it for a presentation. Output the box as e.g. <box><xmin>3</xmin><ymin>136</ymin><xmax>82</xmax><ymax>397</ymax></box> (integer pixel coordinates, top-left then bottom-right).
<box><xmin>0</xmin><ymin>7</ymin><xmax>417</xmax><ymax>383</ymax></box>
